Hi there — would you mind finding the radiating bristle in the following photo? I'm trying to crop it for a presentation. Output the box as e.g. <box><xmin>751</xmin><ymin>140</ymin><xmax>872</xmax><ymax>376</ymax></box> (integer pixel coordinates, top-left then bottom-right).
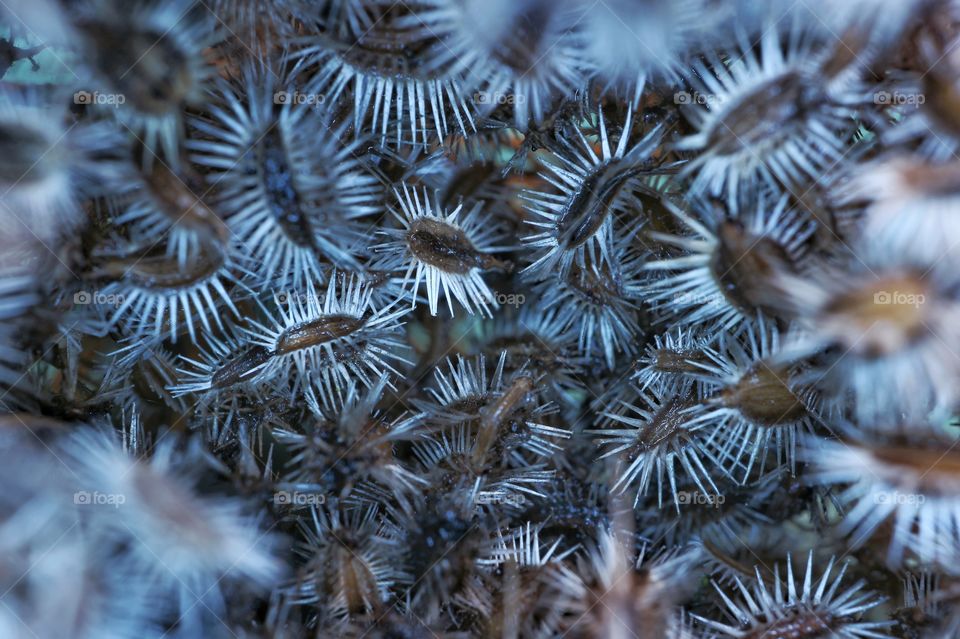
<box><xmin>59</xmin><ymin>425</ymin><xmax>284</xmax><ymax>632</ymax></box>
<box><xmin>416</xmin><ymin>0</ymin><xmax>591</xmax><ymax>128</ymax></box>
<box><xmin>683</xmin><ymin>313</ymin><xmax>821</xmax><ymax>481</ymax></box>
<box><xmin>643</xmin><ymin>196</ymin><xmax>814</xmax><ymax>333</ymax></box>
<box><xmin>589</xmin><ymin>384</ymin><xmax>727</xmax><ymax>511</ymax></box>
<box><xmin>0</xmin><ymin>88</ymin><xmax>122</xmax><ymax>247</ymax></box>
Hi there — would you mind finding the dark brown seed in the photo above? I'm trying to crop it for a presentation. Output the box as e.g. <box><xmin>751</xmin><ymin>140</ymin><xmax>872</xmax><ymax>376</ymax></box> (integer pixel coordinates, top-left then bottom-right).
<box><xmin>629</xmin><ymin>395</ymin><xmax>694</xmax><ymax>456</ymax></box>
<box><xmin>740</xmin><ymin>611</ymin><xmax>834</xmax><ymax>639</ymax></box>
<box><xmin>652</xmin><ymin>348</ymin><xmax>712</xmax><ymax>376</ymax></box>
<box><xmin>871</xmin><ymin>444</ymin><xmax>960</xmax><ymax>492</ymax></box>
<box><xmin>556</xmin><ymin>164</ymin><xmax>644</xmax><ymax>251</ymax></box>
<box><xmin>144</xmin><ymin>163</ymin><xmax>230</xmax><ymax>244</ymax></box>
<box><xmin>210</xmin><ymin>346</ymin><xmax>272</xmax><ymax>389</ymax></box>
<box><xmin>721</xmin><ymin>362</ymin><xmax>807</xmax><ymax>427</ymax></box>
<box><xmin>274</xmin><ymin>314</ymin><xmax>366</xmax><ymax>355</ymax></box>
<box><xmin>821</xmin><ymin>274</ymin><xmax>929</xmax><ymax>357</ymax></box>
<box><xmin>407</xmin><ymin>217</ymin><xmax>499</xmax><ymax>274</ymax></box>
<box><xmin>710</xmin><ymin>220</ymin><xmax>795</xmax><ymax>316</ymax></box>
<box><xmin>473</xmin><ymin>376</ymin><xmax>534</xmax><ymax>465</ymax></box>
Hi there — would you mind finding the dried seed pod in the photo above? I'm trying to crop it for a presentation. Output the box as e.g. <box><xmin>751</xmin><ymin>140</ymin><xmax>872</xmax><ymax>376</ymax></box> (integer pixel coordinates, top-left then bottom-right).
<box><xmin>373</xmin><ymin>184</ymin><xmax>510</xmax><ymax>317</ymax></box>
<box><xmin>417</xmin><ymin>0</ymin><xmax>591</xmax><ymax>127</ymax></box>
<box><xmin>411</xmin><ymin>425</ymin><xmax>559</xmax><ymax>510</ymax></box>
<box><xmin>294</xmin><ymin>0</ymin><xmax>476</xmax><ymax>147</ymax></box>
<box><xmin>273</xmin><ymin>376</ymin><xmax>425</xmax><ymax>501</ymax></box>
<box><xmin>885</xmin><ymin>27</ymin><xmax>960</xmax><ymax>161</ymax></box>
<box><xmin>71</xmin><ymin>0</ymin><xmax>219</xmax><ymax>165</ymax></box>
<box><xmin>803</xmin><ymin>430</ymin><xmax>960</xmax><ymax>569</ymax></box>
<box><xmin>548</xmin><ymin>528</ymin><xmax>698</xmax><ymax>639</ymax></box>
<box><xmin>684</xmin><ymin>314</ymin><xmax>820</xmax><ymax>481</ymax></box>
<box><xmin>282</xmin><ymin>503</ymin><xmax>406</xmax><ymax>629</ymax></box>
<box><xmin>675</xmin><ymin>22</ymin><xmax>860</xmax><ymax>206</ymax></box>
<box><xmin>189</xmin><ymin>66</ymin><xmax>381</xmax><ymax>287</ymax></box>
<box><xmin>633</xmin><ymin>328</ymin><xmax>714</xmax><ymax>396</ymax></box>
<box><xmin>101</xmin><ymin>335</ymin><xmax>186</xmax><ymax>412</ymax></box>
<box><xmin>170</xmin><ymin>322</ymin><xmax>271</xmax><ymax>399</ymax></box>
<box><xmin>0</xmin><ymin>89</ymin><xmax>121</xmax><ymax>247</ymax></box>
<box><xmin>382</xmin><ymin>486</ymin><xmax>500</xmax><ymax>621</ymax></box>
<box><xmin>61</xmin><ymin>426</ymin><xmax>283</xmax><ymax>629</ymax></box>
<box><xmin>245</xmin><ymin>274</ymin><xmax>410</xmax><ymax>408</ymax></box>
<box><xmin>589</xmin><ymin>384</ymin><xmax>726</xmax><ymax>511</ymax></box>
<box><xmin>476</xmin><ymin>306</ymin><xmax>588</xmax><ymax>410</ymax></box>
<box><xmin>473</xmin><ymin>524</ymin><xmax>576</xmax><ymax>638</ymax></box>
<box><xmin>535</xmin><ymin>234</ymin><xmax>647</xmax><ymax>370</ymax></box>
<box><xmin>643</xmin><ymin>197</ymin><xmax>812</xmax><ymax>332</ymax></box>
<box><xmin>168</xmin><ymin>320</ymin><xmax>288</xmax><ymax>441</ymax></box>
<box><xmin>845</xmin><ymin>157</ymin><xmax>960</xmax><ymax>265</ymax></box>
<box><xmin>774</xmin><ymin>248</ymin><xmax>960</xmax><ymax>423</ymax></box>
<box><xmin>693</xmin><ymin>552</ymin><xmax>894</xmax><ymax>639</ymax></box>
<box><xmin>520</xmin><ymin>106</ymin><xmax>662</xmax><ymax>279</ymax></box>
<box><xmin>87</xmin><ymin>237</ymin><xmax>242</xmax><ymax>342</ymax></box>
<box><xmin>583</xmin><ymin>0</ymin><xmax>702</xmax><ymax>103</ymax></box>
<box><xmin>105</xmin><ymin>159</ymin><xmax>231</xmax><ymax>273</ymax></box>
<box><xmin>414</xmin><ymin>353</ymin><xmax>567</xmax><ymax>463</ymax></box>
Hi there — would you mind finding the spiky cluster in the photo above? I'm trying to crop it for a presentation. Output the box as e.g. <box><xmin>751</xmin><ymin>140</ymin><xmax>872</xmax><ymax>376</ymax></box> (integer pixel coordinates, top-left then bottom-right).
<box><xmin>5</xmin><ymin>0</ymin><xmax>960</xmax><ymax>637</ymax></box>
